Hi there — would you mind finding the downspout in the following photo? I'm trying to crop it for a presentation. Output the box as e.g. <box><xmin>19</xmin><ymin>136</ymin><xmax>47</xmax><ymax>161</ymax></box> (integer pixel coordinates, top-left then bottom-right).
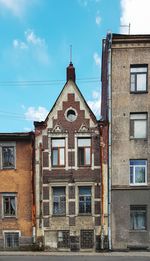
<box><xmin>31</xmin><ymin>132</ymin><xmax>36</xmax><ymax>243</ymax></box>
<box><xmin>39</xmin><ymin>142</ymin><xmax>43</xmax><ymax>229</ymax></box>
<box><xmin>99</xmin><ymin>123</ymin><xmax>105</xmax><ymax>250</ymax></box>
<box><xmin>107</xmin><ymin>33</ymin><xmax>112</xmax><ymax>250</ymax></box>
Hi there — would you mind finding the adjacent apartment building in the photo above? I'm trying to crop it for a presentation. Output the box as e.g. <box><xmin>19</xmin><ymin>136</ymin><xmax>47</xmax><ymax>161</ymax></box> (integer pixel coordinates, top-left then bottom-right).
<box><xmin>101</xmin><ymin>34</ymin><xmax>150</xmax><ymax>250</ymax></box>
<box><xmin>34</xmin><ymin>63</ymin><xmax>103</xmax><ymax>251</ymax></box>
<box><xmin>0</xmin><ymin>132</ymin><xmax>34</xmax><ymax>249</ymax></box>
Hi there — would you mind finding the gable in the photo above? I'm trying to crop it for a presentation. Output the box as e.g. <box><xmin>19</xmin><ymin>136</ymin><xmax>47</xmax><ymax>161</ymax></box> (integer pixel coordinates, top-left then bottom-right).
<box><xmin>46</xmin><ymin>80</ymin><xmax>97</xmax><ymax>130</ymax></box>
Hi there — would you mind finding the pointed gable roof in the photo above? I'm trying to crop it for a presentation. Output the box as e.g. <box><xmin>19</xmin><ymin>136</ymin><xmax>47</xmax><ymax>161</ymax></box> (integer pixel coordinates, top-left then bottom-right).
<box><xmin>34</xmin><ymin>63</ymin><xmax>98</xmax><ymax>129</ymax></box>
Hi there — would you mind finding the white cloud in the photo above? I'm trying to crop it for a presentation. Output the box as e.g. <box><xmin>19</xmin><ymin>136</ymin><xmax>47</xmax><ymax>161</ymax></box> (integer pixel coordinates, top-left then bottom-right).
<box><xmin>12</xmin><ymin>30</ymin><xmax>50</xmax><ymax>65</ymax></box>
<box><xmin>25</xmin><ymin>30</ymin><xmax>45</xmax><ymax>47</ymax></box>
<box><xmin>120</xmin><ymin>0</ymin><xmax>150</xmax><ymax>34</ymax></box>
<box><xmin>0</xmin><ymin>0</ymin><xmax>34</xmax><ymax>17</ymax></box>
<box><xmin>13</xmin><ymin>39</ymin><xmax>28</xmax><ymax>49</ymax></box>
<box><xmin>25</xmin><ymin>106</ymin><xmax>48</xmax><ymax>121</ymax></box>
<box><xmin>93</xmin><ymin>52</ymin><xmax>101</xmax><ymax>67</ymax></box>
<box><xmin>96</xmin><ymin>15</ymin><xmax>101</xmax><ymax>25</ymax></box>
<box><xmin>87</xmin><ymin>91</ymin><xmax>101</xmax><ymax>118</ymax></box>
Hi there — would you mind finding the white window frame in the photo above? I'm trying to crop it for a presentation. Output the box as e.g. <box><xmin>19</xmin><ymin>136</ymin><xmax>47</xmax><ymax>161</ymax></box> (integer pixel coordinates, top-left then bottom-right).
<box><xmin>0</xmin><ymin>142</ymin><xmax>16</xmax><ymax>170</ymax></box>
<box><xmin>3</xmin><ymin>230</ymin><xmax>20</xmax><ymax>248</ymax></box>
<box><xmin>2</xmin><ymin>193</ymin><xmax>17</xmax><ymax>218</ymax></box>
<box><xmin>48</xmin><ymin>134</ymin><xmax>68</xmax><ymax>170</ymax></box>
<box><xmin>130</xmin><ymin>113</ymin><xmax>147</xmax><ymax>139</ymax></box>
<box><xmin>130</xmin><ymin>160</ymin><xmax>147</xmax><ymax>186</ymax></box>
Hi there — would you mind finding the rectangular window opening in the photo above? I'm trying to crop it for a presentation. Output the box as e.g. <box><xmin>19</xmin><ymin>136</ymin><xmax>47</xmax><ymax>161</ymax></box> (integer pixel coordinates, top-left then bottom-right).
<box><xmin>79</xmin><ymin>187</ymin><xmax>91</xmax><ymax>215</ymax></box>
<box><xmin>130</xmin><ymin>113</ymin><xmax>147</xmax><ymax>139</ymax></box>
<box><xmin>53</xmin><ymin>187</ymin><xmax>66</xmax><ymax>215</ymax></box>
<box><xmin>130</xmin><ymin>159</ymin><xmax>147</xmax><ymax>185</ymax></box>
<box><xmin>78</xmin><ymin>138</ymin><xmax>91</xmax><ymax>166</ymax></box>
<box><xmin>5</xmin><ymin>232</ymin><xmax>19</xmax><ymax>248</ymax></box>
<box><xmin>130</xmin><ymin>205</ymin><xmax>147</xmax><ymax>230</ymax></box>
<box><xmin>51</xmin><ymin>139</ymin><xmax>65</xmax><ymax>167</ymax></box>
<box><xmin>2</xmin><ymin>146</ymin><xmax>15</xmax><ymax>169</ymax></box>
<box><xmin>130</xmin><ymin>64</ymin><xmax>148</xmax><ymax>93</ymax></box>
<box><xmin>3</xmin><ymin>195</ymin><xmax>16</xmax><ymax>217</ymax></box>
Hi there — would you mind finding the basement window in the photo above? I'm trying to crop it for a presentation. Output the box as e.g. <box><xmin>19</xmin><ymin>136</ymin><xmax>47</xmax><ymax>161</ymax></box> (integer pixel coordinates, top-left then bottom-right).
<box><xmin>4</xmin><ymin>232</ymin><xmax>19</xmax><ymax>248</ymax></box>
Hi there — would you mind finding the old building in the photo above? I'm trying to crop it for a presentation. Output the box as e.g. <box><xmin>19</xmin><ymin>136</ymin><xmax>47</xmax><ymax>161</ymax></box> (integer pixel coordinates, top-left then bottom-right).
<box><xmin>101</xmin><ymin>33</ymin><xmax>150</xmax><ymax>250</ymax></box>
<box><xmin>34</xmin><ymin>63</ymin><xmax>103</xmax><ymax>251</ymax></box>
<box><xmin>0</xmin><ymin>132</ymin><xmax>35</xmax><ymax>249</ymax></box>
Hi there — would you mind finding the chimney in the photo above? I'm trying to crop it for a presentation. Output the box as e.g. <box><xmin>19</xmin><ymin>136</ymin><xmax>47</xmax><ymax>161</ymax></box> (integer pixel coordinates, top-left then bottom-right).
<box><xmin>66</xmin><ymin>62</ymin><xmax>76</xmax><ymax>82</ymax></box>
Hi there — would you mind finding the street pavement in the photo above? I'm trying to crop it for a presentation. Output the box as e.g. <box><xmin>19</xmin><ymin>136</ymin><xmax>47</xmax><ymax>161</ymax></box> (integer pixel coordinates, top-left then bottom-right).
<box><xmin>0</xmin><ymin>252</ymin><xmax>150</xmax><ymax>261</ymax></box>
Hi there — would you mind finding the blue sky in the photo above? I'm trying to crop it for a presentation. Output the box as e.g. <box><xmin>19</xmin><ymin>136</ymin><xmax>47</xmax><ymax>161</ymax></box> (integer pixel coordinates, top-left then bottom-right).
<box><xmin>0</xmin><ymin>0</ymin><xmax>149</xmax><ymax>132</ymax></box>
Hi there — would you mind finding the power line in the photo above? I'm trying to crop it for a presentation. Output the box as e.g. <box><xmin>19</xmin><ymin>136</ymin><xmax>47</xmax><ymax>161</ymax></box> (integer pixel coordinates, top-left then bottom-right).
<box><xmin>0</xmin><ymin>77</ymin><xmax>100</xmax><ymax>86</ymax></box>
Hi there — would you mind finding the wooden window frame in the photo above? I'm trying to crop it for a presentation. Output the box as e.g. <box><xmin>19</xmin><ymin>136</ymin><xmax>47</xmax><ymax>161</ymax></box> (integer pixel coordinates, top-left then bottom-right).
<box><xmin>51</xmin><ymin>139</ymin><xmax>65</xmax><ymax>167</ymax></box>
<box><xmin>78</xmin><ymin>139</ymin><xmax>91</xmax><ymax>167</ymax></box>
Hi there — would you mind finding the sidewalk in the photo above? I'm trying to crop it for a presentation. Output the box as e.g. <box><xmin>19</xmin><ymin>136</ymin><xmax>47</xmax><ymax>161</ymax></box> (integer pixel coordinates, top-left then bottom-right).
<box><xmin>0</xmin><ymin>251</ymin><xmax>150</xmax><ymax>256</ymax></box>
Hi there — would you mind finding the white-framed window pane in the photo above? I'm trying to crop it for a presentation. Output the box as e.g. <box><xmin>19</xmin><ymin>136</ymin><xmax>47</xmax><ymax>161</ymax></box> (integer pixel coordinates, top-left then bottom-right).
<box><xmin>131</xmin><ymin>67</ymin><xmax>147</xmax><ymax>73</ymax></box>
<box><xmin>130</xmin><ymin>160</ymin><xmax>147</xmax><ymax>185</ymax></box>
<box><xmin>131</xmin><ymin>74</ymin><xmax>135</xmax><ymax>91</ymax></box>
<box><xmin>134</xmin><ymin>120</ymin><xmax>146</xmax><ymax>138</ymax></box>
<box><xmin>52</xmin><ymin>139</ymin><xmax>65</xmax><ymax>147</ymax></box>
<box><xmin>59</xmin><ymin>148</ymin><xmax>65</xmax><ymax>165</ymax></box>
<box><xmin>137</xmin><ymin>74</ymin><xmax>146</xmax><ymax>91</ymax></box>
<box><xmin>130</xmin><ymin>114</ymin><xmax>147</xmax><ymax>120</ymax></box>
<box><xmin>52</xmin><ymin>149</ymin><xmax>58</xmax><ymax>166</ymax></box>
<box><xmin>85</xmin><ymin>148</ymin><xmax>90</xmax><ymax>165</ymax></box>
<box><xmin>78</xmin><ymin>139</ymin><xmax>91</xmax><ymax>147</ymax></box>
<box><xmin>135</xmin><ymin>166</ymin><xmax>145</xmax><ymax>183</ymax></box>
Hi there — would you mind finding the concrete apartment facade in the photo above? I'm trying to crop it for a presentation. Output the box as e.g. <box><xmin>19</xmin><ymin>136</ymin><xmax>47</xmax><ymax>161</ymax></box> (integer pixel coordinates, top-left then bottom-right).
<box><xmin>101</xmin><ymin>34</ymin><xmax>150</xmax><ymax>250</ymax></box>
<box><xmin>34</xmin><ymin>63</ymin><xmax>105</xmax><ymax>251</ymax></box>
<box><xmin>0</xmin><ymin>132</ymin><xmax>34</xmax><ymax>250</ymax></box>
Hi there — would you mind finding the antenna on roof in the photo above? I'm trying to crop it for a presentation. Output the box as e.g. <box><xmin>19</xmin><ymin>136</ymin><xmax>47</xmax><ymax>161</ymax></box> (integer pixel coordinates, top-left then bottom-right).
<box><xmin>120</xmin><ymin>23</ymin><xmax>131</xmax><ymax>34</ymax></box>
<box><xmin>70</xmin><ymin>44</ymin><xmax>72</xmax><ymax>64</ymax></box>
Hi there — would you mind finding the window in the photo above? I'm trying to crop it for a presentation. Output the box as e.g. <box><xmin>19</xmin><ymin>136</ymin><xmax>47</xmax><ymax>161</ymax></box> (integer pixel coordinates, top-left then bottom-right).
<box><xmin>2</xmin><ymin>146</ymin><xmax>15</xmax><ymax>169</ymax></box>
<box><xmin>79</xmin><ymin>187</ymin><xmax>91</xmax><ymax>214</ymax></box>
<box><xmin>57</xmin><ymin>231</ymin><xmax>70</xmax><ymax>248</ymax></box>
<box><xmin>53</xmin><ymin>187</ymin><xmax>66</xmax><ymax>215</ymax></box>
<box><xmin>130</xmin><ymin>160</ymin><xmax>147</xmax><ymax>185</ymax></box>
<box><xmin>52</xmin><ymin>139</ymin><xmax>65</xmax><ymax>167</ymax></box>
<box><xmin>130</xmin><ymin>113</ymin><xmax>147</xmax><ymax>139</ymax></box>
<box><xmin>78</xmin><ymin>138</ymin><xmax>91</xmax><ymax>166</ymax></box>
<box><xmin>130</xmin><ymin>65</ymin><xmax>148</xmax><ymax>92</ymax></box>
<box><xmin>130</xmin><ymin>206</ymin><xmax>147</xmax><ymax>230</ymax></box>
<box><xmin>4</xmin><ymin>232</ymin><xmax>19</xmax><ymax>248</ymax></box>
<box><xmin>80</xmin><ymin>230</ymin><xmax>94</xmax><ymax>249</ymax></box>
<box><xmin>66</xmin><ymin>108</ymin><xmax>77</xmax><ymax>122</ymax></box>
<box><xmin>3</xmin><ymin>194</ymin><xmax>16</xmax><ymax>217</ymax></box>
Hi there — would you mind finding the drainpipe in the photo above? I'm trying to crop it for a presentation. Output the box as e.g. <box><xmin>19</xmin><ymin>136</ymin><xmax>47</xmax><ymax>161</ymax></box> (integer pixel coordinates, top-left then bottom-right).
<box><xmin>99</xmin><ymin>123</ymin><xmax>105</xmax><ymax>250</ymax></box>
<box><xmin>39</xmin><ymin>142</ymin><xmax>43</xmax><ymax>229</ymax></box>
<box><xmin>107</xmin><ymin>33</ymin><xmax>112</xmax><ymax>250</ymax></box>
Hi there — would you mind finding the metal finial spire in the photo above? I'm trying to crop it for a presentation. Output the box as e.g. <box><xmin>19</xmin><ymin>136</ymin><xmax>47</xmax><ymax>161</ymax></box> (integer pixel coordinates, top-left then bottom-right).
<box><xmin>70</xmin><ymin>44</ymin><xmax>72</xmax><ymax>64</ymax></box>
